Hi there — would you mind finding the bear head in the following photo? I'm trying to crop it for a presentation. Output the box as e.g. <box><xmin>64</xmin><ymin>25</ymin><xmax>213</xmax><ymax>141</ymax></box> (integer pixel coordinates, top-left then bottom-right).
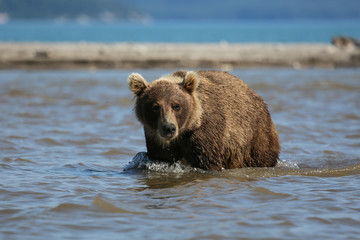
<box><xmin>128</xmin><ymin>71</ymin><xmax>202</xmax><ymax>145</ymax></box>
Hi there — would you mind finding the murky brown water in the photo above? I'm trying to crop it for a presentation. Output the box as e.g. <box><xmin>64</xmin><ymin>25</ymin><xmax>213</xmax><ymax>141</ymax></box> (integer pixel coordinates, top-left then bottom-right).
<box><xmin>1</xmin><ymin>69</ymin><xmax>360</xmax><ymax>240</ymax></box>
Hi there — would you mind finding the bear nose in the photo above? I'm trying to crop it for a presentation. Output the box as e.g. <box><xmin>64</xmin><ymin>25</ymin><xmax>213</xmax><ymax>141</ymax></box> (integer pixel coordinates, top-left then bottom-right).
<box><xmin>164</xmin><ymin>123</ymin><xmax>176</xmax><ymax>135</ymax></box>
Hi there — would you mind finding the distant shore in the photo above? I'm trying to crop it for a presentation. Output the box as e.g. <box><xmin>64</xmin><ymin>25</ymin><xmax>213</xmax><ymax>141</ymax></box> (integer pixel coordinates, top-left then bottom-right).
<box><xmin>0</xmin><ymin>42</ymin><xmax>359</xmax><ymax>69</ymax></box>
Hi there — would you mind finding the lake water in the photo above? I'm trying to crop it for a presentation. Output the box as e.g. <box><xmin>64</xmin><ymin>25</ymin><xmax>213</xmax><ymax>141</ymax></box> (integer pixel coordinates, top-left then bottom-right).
<box><xmin>1</xmin><ymin>19</ymin><xmax>360</xmax><ymax>43</ymax></box>
<box><xmin>1</xmin><ymin>68</ymin><xmax>359</xmax><ymax>239</ymax></box>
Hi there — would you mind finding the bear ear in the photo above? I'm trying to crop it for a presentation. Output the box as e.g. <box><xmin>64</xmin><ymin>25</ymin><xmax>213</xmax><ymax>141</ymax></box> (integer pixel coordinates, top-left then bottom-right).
<box><xmin>182</xmin><ymin>71</ymin><xmax>200</xmax><ymax>93</ymax></box>
<box><xmin>128</xmin><ymin>73</ymin><xmax>148</xmax><ymax>96</ymax></box>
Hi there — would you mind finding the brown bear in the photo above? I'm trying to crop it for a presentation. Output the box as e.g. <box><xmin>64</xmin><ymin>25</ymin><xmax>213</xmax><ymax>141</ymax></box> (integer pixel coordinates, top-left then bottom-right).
<box><xmin>128</xmin><ymin>70</ymin><xmax>280</xmax><ymax>170</ymax></box>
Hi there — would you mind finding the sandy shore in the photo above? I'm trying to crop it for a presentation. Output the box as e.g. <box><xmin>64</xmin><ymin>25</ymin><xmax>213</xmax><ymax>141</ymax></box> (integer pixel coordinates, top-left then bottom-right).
<box><xmin>0</xmin><ymin>42</ymin><xmax>359</xmax><ymax>69</ymax></box>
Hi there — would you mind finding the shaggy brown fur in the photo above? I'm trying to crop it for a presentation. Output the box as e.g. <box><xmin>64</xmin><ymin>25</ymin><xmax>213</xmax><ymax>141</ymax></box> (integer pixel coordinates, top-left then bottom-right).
<box><xmin>128</xmin><ymin>70</ymin><xmax>280</xmax><ymax>170</ymax></box>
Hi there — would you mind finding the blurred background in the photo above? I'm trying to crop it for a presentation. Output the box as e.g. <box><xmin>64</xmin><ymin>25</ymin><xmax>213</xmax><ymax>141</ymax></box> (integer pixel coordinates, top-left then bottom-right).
<box><xmin>0</xmin><ymin>0</ymin><xmax>360</xmax><ymax>43</ymax></box>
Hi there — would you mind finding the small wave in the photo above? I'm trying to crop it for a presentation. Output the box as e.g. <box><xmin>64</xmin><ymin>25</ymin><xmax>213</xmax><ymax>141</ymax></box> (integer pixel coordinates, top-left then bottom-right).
<box><xmin>92</xmin><ymin>196</ymin><xmax>145</xmax><ymax>214</ymax></box>
<box><xmin>101</xmin><ymin>148</ymin><xmax>132</xmax><ymax>156</ymax></box>
<box><xmin>7</xmin><ymin>135</ymin><xmax>27</xmax><ymax>140</ymax></box>
<box><xmin>16</xmin><ymin>112</ymin><xmax>45</xmax><ymax>119</ymax></box>
<box><xmin>253</xmin><ymin>187</ymin><xmax>292</xmax><ymax>198</ymax></box>
<box><xmin>50</xmin><ymin>200</ymin><xmax>144</xmax><ymax>215</ymax></box>
<box><xmin>50</xmin><ymin>203</ymin><xmax>89</xmax><ymax>212</ymax></box>
<box><xmin>36</xmin><ymin>137</ymin><xmax>63</xmax><ymax>146</ymax></box>
<box><xmin>301</xmin><ymin>162</ymin><xmax>360</xmax><ymax>177</ymax></box>
<box><xmin>5</xmin><ymin>89</ymin><xmax>34</xmax><ymax>98</ymax></box>
<box><xmin>124</xmin><ymin>152</ymin><xmax>201</xmax><ymax>174</ymax></box>
<box><xmin>57</xmin><ymin>163</ymin><xmax>120</xmax><ymax>176</ymax></box>
<box><xmin>65</xmin><ymin>137</ymin><xmax>109</xmax><ymax>146</ymax></box>
<box><xmin>72</xmin><ymin>99</ymin><xmax>98</xmax><ymax>106</ymax></box>
<box><xmin>2</xmin><ymin>157</ymin><xmax>36</xmax><ymax>165</ymax></box>
<box><xmin>302</xmin><ymin>80</ymin><xmax>360</xmax><ymax>91</ymax></box>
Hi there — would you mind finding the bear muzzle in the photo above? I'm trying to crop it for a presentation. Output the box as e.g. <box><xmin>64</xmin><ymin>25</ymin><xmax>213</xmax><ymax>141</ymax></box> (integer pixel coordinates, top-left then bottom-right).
<box><xmin>159</xmin><ymin>123</ymin><xmax>177</xmax><ymax>140</ymax></box>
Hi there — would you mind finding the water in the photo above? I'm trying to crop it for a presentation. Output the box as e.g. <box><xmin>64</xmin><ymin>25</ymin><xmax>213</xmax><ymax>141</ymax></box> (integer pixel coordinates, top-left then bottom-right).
<box><xmin>1</xmin><ymin>68</ymin><xmax>360</xmax><ymax>239</ymax></box>
<box><xmin>1</xmin><ymin>19</ymin><xmax>360</xmax><ymax>43</ymax></box>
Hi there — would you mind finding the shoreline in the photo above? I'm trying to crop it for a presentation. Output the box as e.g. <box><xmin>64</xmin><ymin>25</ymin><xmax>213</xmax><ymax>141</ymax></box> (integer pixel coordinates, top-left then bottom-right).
<box><xmin>0</xmin><ymin>42</ymin><xmax>359</xmax><ymax>70</ymax></box>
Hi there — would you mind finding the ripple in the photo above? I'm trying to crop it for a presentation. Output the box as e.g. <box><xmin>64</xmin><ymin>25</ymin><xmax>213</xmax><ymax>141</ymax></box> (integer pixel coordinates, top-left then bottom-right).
<box><xmin>331</xmin><ymin>217</ymin><xmax>360</xmax><ymax>226</ymax></box>
<box><xmin>55</xmin><ymin>163</ymin><xmax>121</xmax><ymax>177</ymax></box>
<box><xmin>2</xmin><ymin>157</ymin><xmax>36</xmax><ymax>165</ymax></box>
<box><xmin>50</xmin><ymin>203</ymin><xmax>89</xmax><ymax>212</ymax></box>
<box><xmin>302</xmin><ymin>163</ymin><xmax>360</xmax><ymax>177</ymax></box>
<box><xmin>1</xmin><ymin>69</ymin><xmax>360</xmax><ymax>240</ymax></box>
<box><xmin>0</xmin><ymin>139</ymin><xmax>18</xmax><ymax>151</ymax></box>
<box><xmin>101</xmin><ymin>148</ymin><xmax>132</xmax><ymax>156</ymax></box>
<box><xmin>4</xmin><ymin>89</ymin><xmax>34</xmax><ymax>98</ymax></box>
<box><xmin>46</xmin><ymin>129</ymin><xmax>70</xmax><ymax>135</ymax></box>
<box><xmin>307</xmin><ymin>217</ymin><xmax>332</xmax><ymax>224</ymax></box>
<box><xmin>92</xmin><ymin>197</ymin><xmax>145</xmax><ymax>214</ymax></box>
<box><xmin>302</xmin><ymin>80</ymin><xmax>360</xmax><ymax>91</ymax></box>
<box><xmin>7</xmin><ymin>135</ymin><xmax>27</xmax><ymax>140</ymax></box>
<box><xmin>36</xmin><ymin>138</ymin><xmax>63</xmax><ymax>146</ymax></box>
<box><xmin>65</xmin><ymin>137</ymin><xmax>109</xmax><ymax>146</ymax></box>
<box><xmin>343</xmin><ymin>114</ymin><xmax>360</xmax><ymax>120</ymax></box>
<box><xmin>15</xmin><ymin>112</ymin><xmax>45</xmax><ymax>118</ymax></box>
<box><xmin>0</xmin><ymin>208</ymin><xmax>21</xmax><ymax>216</ymax></box>
<box><xmin>346</xmin><ymin>133</ymin><xmax>360</xmax><ymax>139</ymax></box>
<box><xmin>0</xmin><ymin>163</ymin><xmax>13</xmax><ymax>169</ymax></box>
<box><xmin>72</xmin><ymin>99</ymin><xmax>98</xmax><ymax>106</ymax></box>
<box><xmin>253</xmin><ymin>187</ymin><xmax>292</xmax><ymax>198</ymax></box>
<box><xmin>116</xmin><ymin>97</ymin><xmax>133</xmax><ymax>107</ymax></box>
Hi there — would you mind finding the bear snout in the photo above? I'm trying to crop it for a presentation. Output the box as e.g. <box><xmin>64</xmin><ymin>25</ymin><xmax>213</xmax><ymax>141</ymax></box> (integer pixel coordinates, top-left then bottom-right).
<box><xmin>162</xmin><ymin>123</ymin><xmax>177</xmax><ymax>139</ymax></box>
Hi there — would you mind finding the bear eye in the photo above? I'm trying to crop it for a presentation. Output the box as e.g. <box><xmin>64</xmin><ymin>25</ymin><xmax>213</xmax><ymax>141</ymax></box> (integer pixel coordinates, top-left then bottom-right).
<box><xmin>172</xmin><ymin>104</ymin><xmax>180</xmax><ymax>111</ymax></box>
<box><xmin>152</xmin><ymin>104</ymin><xmax>160</xmax><ymax>112</ymax></box>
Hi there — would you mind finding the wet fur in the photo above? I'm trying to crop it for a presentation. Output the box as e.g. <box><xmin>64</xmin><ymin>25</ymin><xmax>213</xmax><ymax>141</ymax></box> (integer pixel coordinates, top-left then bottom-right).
<box><xmin>128</xmin><ymin>70</ymin><xmax>280</xmax><ymax>170</ymax></box>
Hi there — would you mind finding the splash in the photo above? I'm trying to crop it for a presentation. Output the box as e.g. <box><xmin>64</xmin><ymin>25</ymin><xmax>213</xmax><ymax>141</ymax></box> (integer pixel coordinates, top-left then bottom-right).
<box><xmin>275</xmin><ymin>159</ymin><xmax>299</xmax><ymax>169</ymax></box>
<box><xmin>124</xmin><ymin>153</ymin><xmax>302</xmax><ymax>174</ymax></box>
<box><xmin>123</xmin><ymin>152</ymin><xmax>151</xmax><ymax>170</ymax></box>
<box><xmin>124</xmin><ymin>152</ymin><xmax>201</xmax><ymax>174</ymax></box>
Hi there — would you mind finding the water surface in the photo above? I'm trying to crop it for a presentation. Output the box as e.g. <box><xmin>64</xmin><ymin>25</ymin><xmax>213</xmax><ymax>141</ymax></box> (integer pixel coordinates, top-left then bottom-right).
<box><xmin>1</xmin><ymin>69</ymin><xmax>360</xmax><ymax>239</ymax></box>
<box><xmin>1</xmin><ymin>19</ymin><xmax>360</xmax><ymax>43</ymax></box>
